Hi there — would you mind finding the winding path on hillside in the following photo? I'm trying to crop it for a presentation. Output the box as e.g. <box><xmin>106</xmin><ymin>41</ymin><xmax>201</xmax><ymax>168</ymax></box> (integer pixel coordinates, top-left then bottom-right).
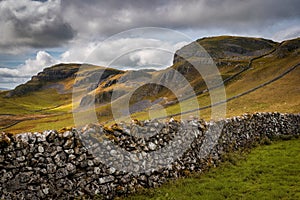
<box><xmin>2</xmin><ymin>43</ymin><xmax>298</xmax><ymax>130</ymax></box>
<box><xmin>156</xmin><ymin>46</ymin><xmax>299</xmax><ymax>119</ymax></box>
<box><xmin>0</xmin><ymin>113</ymin><xmax>63</xmax><ymax>132</ymax></box>
<box><xmin>179</xmin><ymin>44</ymin><xmax>281</xmax><ymax>102</ymax></box>
<box><xmin>0</xmin><ymin>102</ymin><xmax>66</xmax><ymax>131</ymax></box>
<box><xmin>104</xmin><ymin>45</ymin><xmax>298</xmax><ymax>123</ymax></box>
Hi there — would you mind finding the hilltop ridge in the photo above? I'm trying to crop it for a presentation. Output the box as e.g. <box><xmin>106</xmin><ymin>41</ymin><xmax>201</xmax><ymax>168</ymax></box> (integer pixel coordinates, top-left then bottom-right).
<box><xmin>1</xmin><ymin>35</ymin><xmax>299</xmax><ymax>133</ymax></box>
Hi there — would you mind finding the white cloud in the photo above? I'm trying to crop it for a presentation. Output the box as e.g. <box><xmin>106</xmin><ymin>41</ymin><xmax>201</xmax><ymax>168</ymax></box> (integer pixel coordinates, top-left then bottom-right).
<box><xmin>0</xmin><ymin>51</ymin><xmax>58</xmax><ymax>88</ymax></box>
<box><xmin>82</xmin><ymin>38</ymin><xmax>188</xmax><ymax>69</ymax></box>
<box><xmin>0</xmin><ymin>36</ymin><xmax>188</xmax><ymax>89</ymax></box>
<box><xmin>58</xmin><ymin>37</ymin><xmax>188</xmax><ymax>69</ymax></box>
<box><xmin>0</xmin><ymin>68</ymin><xmax>19</xmax><ymax>77</ymax></box>
<box><xmin>272</xmin><ymin>26</ymin><xmax>300</xmax><ymax>41</ymax></box>
<box><xmin>60</xmin><ymin>41</ymin><xmax>96</xmax><ymax>63</ymax></box>
<box><xmin>21</xmin><ymin>51</ymin><xmax>57</xmax><ymax>75</ymax></box>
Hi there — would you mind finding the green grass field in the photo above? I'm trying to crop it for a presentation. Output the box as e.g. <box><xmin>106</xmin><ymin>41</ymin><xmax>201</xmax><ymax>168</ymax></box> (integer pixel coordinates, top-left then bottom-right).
<box><xmin>1</xmin><ymin>37</ymin><xmax>299</xmax><ymax>133</ymax></box>
<box><xmin>124</xmin><ymin>138</ymin><xmax>300</xmax><ymax>200</ymax></box>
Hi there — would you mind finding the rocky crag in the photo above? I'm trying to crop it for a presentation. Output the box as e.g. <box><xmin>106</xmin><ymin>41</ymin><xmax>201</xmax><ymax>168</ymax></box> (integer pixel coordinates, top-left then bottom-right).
<box><xmin>0</xmin><ymin>112</ymin><xmax>299</xmax><ymax>199</ymax></box>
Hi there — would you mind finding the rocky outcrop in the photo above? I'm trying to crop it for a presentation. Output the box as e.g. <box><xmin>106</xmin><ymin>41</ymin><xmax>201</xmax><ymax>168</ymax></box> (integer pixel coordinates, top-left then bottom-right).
<box><xmin>0</xmin><ymin>112</ymin><xmax>299</xmax><ymax>199</ymax></box>
<box><xmin>275</xmin><ymin>37</ymin><xmax>300</xmax><ymax>58</ymax></box>
<box><xmin>79</xmin><ymin>90</ymin><xmax>127</xmax><ymax>107</ymax></box>
<box><xmin>6</xmin><ymin>64</ymin><xmax>81</xmax><ymax>97</ymax></box>
<box><xmin>74</xmin><ymin>68</ymin><xmax>123</xmax><ymax>88</ymax></box>
<box><xmin>173</xmin><ymin>36</ymin><xmax>277</xmax><ymax>67</ymax></box>
<box><xmin>118</xmin><ymin>70</ymin><xmax>152</xmax><ymax>84</ymax></box>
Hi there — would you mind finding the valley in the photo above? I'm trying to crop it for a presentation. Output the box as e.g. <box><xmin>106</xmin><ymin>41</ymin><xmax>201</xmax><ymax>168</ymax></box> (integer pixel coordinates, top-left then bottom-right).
<box><xmin>1</xmin><ymin>36</ymin><xmax>299</xmax><ymax>134</ymax></box>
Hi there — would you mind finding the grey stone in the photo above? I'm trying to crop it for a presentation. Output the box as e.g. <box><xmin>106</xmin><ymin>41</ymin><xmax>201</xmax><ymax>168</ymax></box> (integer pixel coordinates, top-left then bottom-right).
<box><xmin>42</xmin><ymin>187</ymin><xmax>49</xmax><ymax>195</ymax></box>
<box><xmin>130</xmin><ymin>154</ymin><xmax>139</xmax><ymax>163</ymax></box>
<box><xmin>36</xmin><ymin>133</ymin><xmax>46</xmax><ymax>142</ymax></box>
<box><xmin>87</xmin><ymin>160</ymin><xmax>94</xmax><ymax>167</ymax></box>
<box><xmin>109</xmin><ymin>167</ymin><xmax>116</xmax><ymax>174</ymax></box>
<box><xmin>56</xmin><ymin>168</ymin><xmax>68</xmax><ymax>179</ymax></box>
<box><xmin>64</xmin><ymin>149</ymin><xmax>74</xmax><ymax>154</ymax></box>
<box><xmin>99</xmin><ymin>175</ymin><xmax>115</xmax><ymax>184</ymax></box>
<box><xmin>68</xmin><ymin>154</ymin><xmax>76</xmax><ymax>161</ymax></box>
<box><xmin>38</xmin><ymin>146</ymin><xmax>44</xmax><ymax>153</ymax></box>
<box><xmin>66</xmin><ymin>163</ymin><xmax>76</xmax><ymax>173</ymax></box>
<box><xmin>63</xmin><ymin>131</ymin><xmax>73</xmax><ymax>138</ymax></box>
<box><xmin>47</xmin><ymin>163</ymin><xmax>57</xmax><ymax>174</ymax></box>
<box><xmin>110</xmin><ymin>149</ymin><xmax>118</xmax><ymax>157</ymax></box>
<box><xmin>148</xmin><ymin>142</ymin><xmax>157</xmax><ymax>150</ymax></box>
<box><xmin>64</xmin><ymin>138</ymin><xmax>74</xmax><ymax>149</ymax></box>
<box><xmin>16</xmin><ymin>156</ymin><xmax>26</xmax><ymax>162</ymax></box>
<box><xmin>77</xmin><ymin>153</ymin><xmax>86</xmax><ymax>162</ymax></box>
<box><xmin>94</xmin><ymin>167</ymin><xmax>101</xmax><ymax>175</ymax></box>
<box><xmin>0</xmin><ymin>113</ymin><xmax>299</xmax><ymax>199</ymax></box>
<box><xmin>56</xmin><ymin>146</ymin><xmax>63</xmax><ymax>152</ymax></box>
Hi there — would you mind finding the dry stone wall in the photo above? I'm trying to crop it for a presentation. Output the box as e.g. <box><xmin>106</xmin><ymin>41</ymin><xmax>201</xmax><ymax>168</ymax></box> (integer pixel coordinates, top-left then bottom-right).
<box><xmin>0</xmin><ymin>112</ymin><xmax>299</xmax><ymax>199</ymax></box>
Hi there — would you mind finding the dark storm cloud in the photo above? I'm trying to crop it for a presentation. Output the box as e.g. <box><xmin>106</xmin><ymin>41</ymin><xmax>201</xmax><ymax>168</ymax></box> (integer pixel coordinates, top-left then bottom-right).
<box><xmin>62</xmin><ymin>0</ymin><xmax>300</xmax><ymax>38</ymax></box>
<box><xmin>1</xmin><ymin>0</ymin><xmax>299</xmax><ymax>54</ymax></box>
<box><xmin>1</xmin><ymin>0</ymin><xmax>299</xmax><ymax>89</ymax></box>
<box><xmin>0</xmin><ymin>0</ymin><xmax>75</xmax><ymax>54</ymax></box>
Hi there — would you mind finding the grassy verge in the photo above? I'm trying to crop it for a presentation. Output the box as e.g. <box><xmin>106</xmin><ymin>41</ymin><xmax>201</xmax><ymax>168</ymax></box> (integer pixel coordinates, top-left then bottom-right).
<box><xmin>123</xmin><ymin>138</ymin><xmax>300</xmax><ymax>200</ymax></box>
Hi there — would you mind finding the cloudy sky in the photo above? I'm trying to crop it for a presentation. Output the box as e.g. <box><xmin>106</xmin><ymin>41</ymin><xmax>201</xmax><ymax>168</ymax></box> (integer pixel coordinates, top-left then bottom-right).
<box><xmin>0</xmin><ymin>0</ymin><xmax>299</xmax><ymax>89</ymax></box>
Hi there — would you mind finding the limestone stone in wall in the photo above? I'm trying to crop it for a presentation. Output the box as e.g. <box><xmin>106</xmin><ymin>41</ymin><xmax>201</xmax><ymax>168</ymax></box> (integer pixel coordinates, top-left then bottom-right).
<box><xmin>0</xmin><ymin>112</ymin><xmax>299</xmax><ymax>199</ymax></box>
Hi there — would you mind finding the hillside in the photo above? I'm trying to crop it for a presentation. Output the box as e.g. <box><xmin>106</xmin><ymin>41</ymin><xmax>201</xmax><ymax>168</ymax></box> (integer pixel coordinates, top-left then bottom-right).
<box><xmin>0</xmin><ymin>36</ymin><xmax>299</xmax><ymax>133</ymax></box>
<box><xmin>6</xmin><ymin>63</ymin><xmax>81</xmax><ymax>97</ymax></box>
<box><xmin>127</xmin><ymin>138</ymin><xmax>300</xmax><ymax>200</ymax></box>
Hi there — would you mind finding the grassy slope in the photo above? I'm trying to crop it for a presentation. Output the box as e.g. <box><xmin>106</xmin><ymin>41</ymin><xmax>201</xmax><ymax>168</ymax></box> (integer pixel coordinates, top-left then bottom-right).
<box><xmin>0</xmin><ymin>87</ymin><xmax>75</xmax><ymax>133</ymax></box>
<box><xmin>3</xmin><ymin>63</ymin><xmax>298</xmax><ymax>132</ymax></box>
<box><xmin>124</xmin><ymin>138</ymin><xmax>300</xmax><ymax>200</ymax></box>
<box><xmin>131</xmin><ymin>39</ymin><xmax>300</xmax><ymax>121</ymax></box>
<box><xmin>1</xmin><ymin>37</ymin><xmax>299</xmax><ymax>133</ymax></box>
<box><xmin>0</xmin><ymin>89</ymin><xmax>68</xmax><ymax>114</ymax></box>
<box><xmin>199</xmin><ymin>50</ymin><xmax>300</xmax><ymax>120</ymax></box>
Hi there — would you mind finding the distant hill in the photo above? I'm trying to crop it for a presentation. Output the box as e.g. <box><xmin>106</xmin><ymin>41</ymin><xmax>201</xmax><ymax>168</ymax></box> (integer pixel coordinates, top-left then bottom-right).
<box><xmin>1</xmin><ymin>36</ymin><xmax>299</xmax><ymax>133</ymax></box>
<box><xmin>6</xmin><ymin>63</ymin><xmax>83</xmax><ymax>97</ymax></box>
